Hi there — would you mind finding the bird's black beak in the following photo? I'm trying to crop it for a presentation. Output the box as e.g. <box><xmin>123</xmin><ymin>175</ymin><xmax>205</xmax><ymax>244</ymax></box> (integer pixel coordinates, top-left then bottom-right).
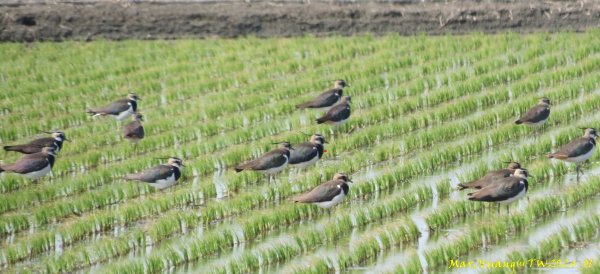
<box><xmin>290</xmin><ymin>148</ymin><xmax>295</xmax><ymax>150</ymax></box>
<box><xmin>324</xmin><ymin>141</ymin><xmax>329</xmax><ymax>144</ymax></box>
<box><xmin>64</xmin><ymin>138</ymin><xmax>71</xmax><ymax>142</ymax></box>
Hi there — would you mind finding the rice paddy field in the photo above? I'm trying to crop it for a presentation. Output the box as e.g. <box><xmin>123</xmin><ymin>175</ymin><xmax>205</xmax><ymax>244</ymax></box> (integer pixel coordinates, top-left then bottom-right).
<box><xmin>1</xmin><ymin>32</ymin><xmax>600</xmax><ymax>273</ymax></box>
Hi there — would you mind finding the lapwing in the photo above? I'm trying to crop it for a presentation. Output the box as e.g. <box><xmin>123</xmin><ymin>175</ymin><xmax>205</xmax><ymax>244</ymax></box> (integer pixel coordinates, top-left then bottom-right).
<box><xmin>87</xmin><ymin>93</ymin><xmax>140</xmax><ymax>121</ymax></box>
<box><xmin>234</xmin><ymin>142</ymin><xmax>293</xmax><ymax>182</ymax></box>
<box><xmin>293</xmin><ymin>172</ymin><xmax>352</xmax><ymax>219</ymax></box>
<box><xmin>467</xmin><ymin>168</ymin><xmax>529</xmax><ymax>214</ymax></box>
<box><xmin>515</xmin><ymin>97</ymin><xmax>551</xmax><ymax>127</ymax></box>
<box><xmin>3</xmin><ymin>131</ymin><xmax>68</xmax><ymax>154</ymax></box>
<box><xmin>0</xmin><ymin>146</ymin><xmax>57</xmax><ymax>180</ymax></box>
<box><xmin>316</xmin><ymin>95</ymin><xmax>351</xmax><ymax>125</ymax></box>
<box><xmin>289</xmin><ymin>134</ymin><xmax>328</xmax><ymax>169</ymax></box>
<box><xmin>123</xmin><ymin>157</ymin><xmax>184</xmax><ymax>190</ymax></box>
<box><xmin>123</xmin><ymin>113</ymin><xmax>145</xmax><ymax>144</ymax></box>
<box><xmin>458</xmin><ymin>161</ymin><xmax>522</xmax><ymax>190</ymax></box>
<box><xmin>547</xmin><ymin>128</ymin><xmax>597</xmax><ymax>182</ymax></box>
<box><xmin>296</xmin><ymin>80</ymin><xmax>347</xmax><ymax>110</ymax></box>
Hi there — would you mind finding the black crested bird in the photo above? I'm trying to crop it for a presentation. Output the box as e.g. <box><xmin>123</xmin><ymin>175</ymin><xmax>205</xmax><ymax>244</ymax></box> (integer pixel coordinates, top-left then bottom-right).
<box><xmin>515</xmin><ymin>97</ymin><xmax>551</xmax><ymax>127</ymax></box>
<box><xmin>468</xmin><ymin>168</ymin><xmax>529</xmax><ymax>214</ymax></box>
<box><xmin>123</xmin><ymin>157</ymin><xmax>184</xmax><ymax>190</ymax></box>
<box><xmin>296</xmin><ymin>80</ymin><xmax>347</xmax><ymax>110</ymax></box>
<box><xmin>0</xmin><ymin>146</ymin><xmax>57</xmax><ymax>180</ymax></box>
<box><xmin>87</xmin><ymin>93</ymin><xmax>140</xmax><ymax>121</ymax></box>
<box><xmin>124</xmin><ymin>113</ymin><xmax>145</xmax><ymax>144</ymax></box>
<box><xmin>316</xmin><ymin>95</ymin><xmax>351</xmax><ymax>125</ymax></box>
<box><xmin>458</xmin><ymin>161</ymin><xmax>522</xmax><ymax>190</ymax></box>
<box><xmin>3</xmin><ymin>131</ymin><xmax>68</xmax><ymax>154</ymax></box>
<box><xmin>289</xmin><ymin>134</ymin><xmax>328</xmax><ymax>169</ymax></box>
<box><xmin>293</xmin><ymin>172</ymin><xmax>352</xmax><ymax>219</ymax></box>
<box><xmin>235</xmin><ymin>142</ymin><xmax>293</xmax><ymax>182</ymax></box>
<box><xmin>547</xmin><ymin>128</ymin><xmax>597</xmax><ymax>182</ymax></box>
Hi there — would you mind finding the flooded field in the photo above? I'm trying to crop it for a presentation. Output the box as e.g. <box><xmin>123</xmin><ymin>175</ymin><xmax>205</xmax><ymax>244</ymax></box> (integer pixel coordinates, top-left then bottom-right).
<box><xmin>1</xmin><ymin>33</ymin><xmax>600</xmax><ymax>273</ymax></box>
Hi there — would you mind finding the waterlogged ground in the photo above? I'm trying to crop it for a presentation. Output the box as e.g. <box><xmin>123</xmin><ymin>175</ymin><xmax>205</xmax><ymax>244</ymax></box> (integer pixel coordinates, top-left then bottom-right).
<box><xmin>1</xmin><ymin>33</ymin><xmax>600</xmax><ymax>273</ymax></box>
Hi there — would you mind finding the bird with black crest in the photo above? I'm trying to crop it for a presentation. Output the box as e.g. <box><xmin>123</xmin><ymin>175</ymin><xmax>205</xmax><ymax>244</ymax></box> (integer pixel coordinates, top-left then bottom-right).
<box><xmin>235</xmin><ymin>142</ymin><xmax>293</xmax><ymax>183</ymax></box>
<box><xmin>3</xmin><ymin>130</ymin><xmax>69</xmax><ymax>154</ymax></box>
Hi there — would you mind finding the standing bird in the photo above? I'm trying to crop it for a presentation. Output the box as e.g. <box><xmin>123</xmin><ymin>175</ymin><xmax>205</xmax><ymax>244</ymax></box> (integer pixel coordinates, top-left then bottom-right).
<box><xmin>3</xmin><ymin>131</ymin><xmax>68</xmax><ymax>154</ymax></box>
<box><xmin>87</xmin><ymin>93</ymin><xmax>140</xmax><ymax>121</ymax></box>
<box><xmin>458</xmin><ymin>161</ymin><xmax>522</xmax><ymax>190</ymax></box>
<box><xmin>123</xmin><ymin>157</ymin><xmax>184</xmax><ymax>190</ymax></box>
<box><xmin>0</xmin><ymin>146</ymin><xmax>57</xmax><ymax>180</ymax></box>
<box><xmin>296</xmin><ymin>80</ymin><xmax>348</xmax><ymax>110</ymax></box>
<box><xmin>515</xmin><ymin>97</ymin><xmax>551</xmax><ymax>128</ymax></box>
<box><xmin>123</xmin><ymin>113</ymin><xmax>145</xmax><ymax>144</ymax></box>
<box><xmin>547</xmin><ymin>128</ymin><xmax>597</xmax><ymax>182</ymax></box>
<box><xmin>316</xmin><ymin>95</ymin><xmax>351</xmax><ymax>125</ymax></box>
<box><xmin>293</xmin><ymin>172</ymin><xmax>353</xmax><ymax>219</ymax></box>
<box><xmin>289</xmin><ymin>134</ymin><xmax>328</xmax><ymax>169</ymax></box>
<box><xmin>235</xmin><ymin>142</ymin><xmax>293</xmax><ymax>182</ymax></box>
<box><xmin>467</xmin><ymin>168</ymin><xmax>529</xmax><ymax>214</ymax></box>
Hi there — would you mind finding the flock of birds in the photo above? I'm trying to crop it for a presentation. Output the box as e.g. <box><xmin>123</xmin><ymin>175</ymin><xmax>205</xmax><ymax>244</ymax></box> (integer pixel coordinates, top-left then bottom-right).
<box><xmin>0</xmin><ymin>81</ymin><xmax>598</xmax><ymax>217</ymax></box>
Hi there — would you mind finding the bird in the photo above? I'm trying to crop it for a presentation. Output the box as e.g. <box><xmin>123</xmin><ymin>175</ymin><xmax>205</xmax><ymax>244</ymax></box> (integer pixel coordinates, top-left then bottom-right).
<box><xmin>235</xmin><ymin>142</ymin><xmax>293</xmax><ymax>182</ymax></box>
<box><xmin>3</xmin><ymin>131</ymin><xmax>68</xmax><ymax>154</ymax></box>
<box><xmin>0</xmin><ymin>146</ymin><xmax>57</xmax><ymax>180</ymax></box>
<box><xmin>515</xmin><ymin>97</ymin><xmax>551</xmax><ymax>127</ymax></box>
<box><xmin>458</xmin><ymin>161</ymin><xmax>522</xmax><ymax>190</ymax></box>
<box><xmin>296</xmin><ymin>80</ymin><xmax>347</xmax><ymax>110</ymax></box>
<box><xmin>316</xmin><ymin>95</ymin><xmax>351</xmax><ymax>125</ymax></box>
<box><xmin>292</xmin><ymin>172</ymin><xmax>353</xmax><ymax>219</ymax></box>
<box><xmin>288</xmin><ymin>134</ymin><xmax>328</xmax><ymax>169</ymax></box>
<box><xmin>547</xmin><ymin>128</ymin><xmax>597</xmax><ymax>182</ymax></box>
<box><xmin>123</xmin><ymin>113</ymin><xmax>145</xmax><ymax>144</ymax></box>
<box><xmin>86</xmin><ymin>93</ymin><xmax>140</xmax><ymax>121</ymax></box>
<box><xmin>123</xmin><ymin>157</ymin><xmax>184</xmax><ymax>190</ymax></box>
<box><xmin>467</xmin><ymin>168</ymin><xmax>529</xmax><ymax>214</ymax></box>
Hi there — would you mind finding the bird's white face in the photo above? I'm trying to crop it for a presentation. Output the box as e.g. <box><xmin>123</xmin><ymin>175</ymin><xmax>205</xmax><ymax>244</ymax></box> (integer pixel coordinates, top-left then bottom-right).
<box><xmin>311</xmin><ymin>135</ymin><xmax>326</xmax><ymax>145</ymax></box>
<box><xmin>513</xmin><ymin>169</ymin><xmax>528</xmax><ymax>179</ymax></box>
<box><xmin>128</xmin><ymin>93</ymin><xmax>139</xmax><ymax>101</ymax></box>
<box><xmin>168</xmin><ymin>158</ymin><xmax>184</xmax><ymax>168</ymax></box>
<box><xmin>51</xmin><ymin>132</ymin><xmax>64</xmax><ymax>141</ymax></box>
<box><xmin>585</xmin><ymin>129</ymin><xmax>597</xmax><ymax>139</ymax></box>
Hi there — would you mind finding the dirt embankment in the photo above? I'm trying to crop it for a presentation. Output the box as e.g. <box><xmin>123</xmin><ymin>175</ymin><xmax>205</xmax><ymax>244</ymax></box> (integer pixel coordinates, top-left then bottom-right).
<box><xmin>0</xmin><ymin>1</ymin><xmax>599</xmax><ymax>42</ymax></box>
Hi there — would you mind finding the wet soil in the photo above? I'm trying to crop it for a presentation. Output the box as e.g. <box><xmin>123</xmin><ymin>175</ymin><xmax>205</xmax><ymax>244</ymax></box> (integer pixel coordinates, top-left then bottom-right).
<box><xmin>0</xmin><ymin>1</ymin><xmax>599</xmax><ymax>42</ymax></box>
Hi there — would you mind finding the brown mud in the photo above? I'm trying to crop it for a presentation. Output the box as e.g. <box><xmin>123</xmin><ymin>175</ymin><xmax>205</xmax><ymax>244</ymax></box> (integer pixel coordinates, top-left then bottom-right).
<box><xmin>0</xmin><ymin>1</ymin><xmax>599</xmax><ymax>42</ymax></box>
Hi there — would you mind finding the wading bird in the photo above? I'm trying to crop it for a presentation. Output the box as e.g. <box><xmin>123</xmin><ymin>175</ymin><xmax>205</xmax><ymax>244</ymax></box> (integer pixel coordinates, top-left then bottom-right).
<box><xmin>547</xmin><ymin>128</ymin><xmax>597</xmax><ymax>182</ymax></box>
<box><xmin>87</xmin><ymin>93</ymin><xmax>140</xmax><ymax>121</ymax></box>
<box><xmin>293</xmin><ymin>172</ymin><xmax>352</xmax><ymax>219</ymax></box>
<box><xmin>316</xmin><ymin>95</ymin><xmax>351</xmax><ymax>125</ymax></box>
<box><xmin>123</xmin><ymin>157</ymin><xmax>184</xmax><ymax>190</ymax></box>
<box><xmin>515</xmin><ymin>97</ymin><xmax>551</xmax><ymax>132</ymax></box>
<box><xmin>124</xmin><ymin>113</ymin><xmax>145</xmax><ymax>146</ymax></box>
<box><xmin>0</xmin><ymin>146</ymin><xmax>57</xmax><ymax>180</ymax></box>
<box><xmin>235</xmin><ymin>142</ymin><xmax>293</xmax><ymax>182</ymax></box>
<box><xmin>289</xmin><ymin>134</ymin><xmax>327</xmax><ymax>169</ymax></box>
<box><xmin>467</xmin><ymin>168</ymin><xmax>529</xmax><ymax>214</ymax></box>
<box><xmin>296</xmin><ymin>80</ymin><xmax>348</xmax><ymax>110</ymax></box>
<box><xmin>3</xmin><ymin>130</ymin><xmax>68</xmax><ymax>154</ymax></box>
<box><xmin>458</xmin><ymin>161</ymin><xmax>522</xmax><ymax>190</ymax></box>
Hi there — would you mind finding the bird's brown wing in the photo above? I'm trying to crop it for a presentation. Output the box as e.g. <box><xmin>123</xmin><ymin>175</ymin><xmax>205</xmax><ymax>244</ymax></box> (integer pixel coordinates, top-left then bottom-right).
<box><xmin>293</xmin><ymin>180</ymin><xmax>343</xmax><ymax>203</ymax></box>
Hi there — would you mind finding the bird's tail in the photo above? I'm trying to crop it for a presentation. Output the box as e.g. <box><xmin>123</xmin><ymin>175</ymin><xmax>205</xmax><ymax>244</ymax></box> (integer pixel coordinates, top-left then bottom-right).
<box><xmin>234</xmin><ymin>166</ymin><xmax>244</xmax><ymax>172</ymax></box>
<box><xmin>3</xmin><ymin>145</ymin><xmax>22</xmax><ymax>152</ymax></box>
<box><xmin>0</xmin><ymin>165</ymin><xmax>4</xmax><ymax>173</ymax></box>
<box><xmin>546</xmin><ymin>153</ymin><xmax>555</xmax><ymax>159</ymax></box>
<box><xmin>316</xmin><ymin>117</ymin><xmax>326</xmax><ymax>124</ymax></box>
<box><xmin>86</xmin><ymin>108</ymin><xmax>99</xmax><ymax>116</ymax></box>
<box><xmin>514</xmin><ymin>119</ymin><xmax>523</xmax><ymax>125</ymax></box>
<box><xmin>457</xmin><ymin>183</ymin><xmax>468</xmax><ymax>190</ymax></box>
